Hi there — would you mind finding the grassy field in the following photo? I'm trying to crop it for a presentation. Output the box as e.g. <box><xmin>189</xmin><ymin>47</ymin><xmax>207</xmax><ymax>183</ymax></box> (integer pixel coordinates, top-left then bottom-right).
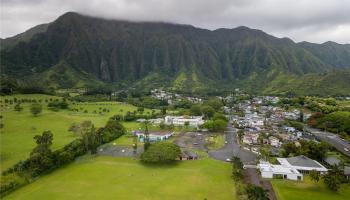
<box><xmin>0</xmin><ymin>94</ymin><xmax>151</xmax><ymax>170</ymax></box>
<box><xmin>205</xmin><ymin>133</ymin><xmax>225</xmax><ymax>150</ymax></box>
<box><xmin>272</xmin><ymin>177</ymin><xmax>350</xmax><ymax>200</ymax></box>
<box><xmin>3</xmin><ymin>156</ymin><xmax>235</xmax><ymax>200</ymax></box>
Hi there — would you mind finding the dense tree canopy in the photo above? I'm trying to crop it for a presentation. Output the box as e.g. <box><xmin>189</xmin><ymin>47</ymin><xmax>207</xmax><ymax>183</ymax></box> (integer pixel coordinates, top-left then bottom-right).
<box><xmin>140</xmin><ymin>143</ymin><xmax>181</xmax><ymax>163</ymax></box>
<box><xmin>280</xmin><ymin>140</ymin><xmax>329</xmax><ymax>161</ymax></box>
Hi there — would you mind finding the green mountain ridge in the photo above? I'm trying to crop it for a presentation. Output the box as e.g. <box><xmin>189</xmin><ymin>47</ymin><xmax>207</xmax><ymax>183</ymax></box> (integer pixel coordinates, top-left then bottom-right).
<box><xmin>1</xmin><ymin>12</ymin><xmax>350</xmax><ymax>95</ymax></box>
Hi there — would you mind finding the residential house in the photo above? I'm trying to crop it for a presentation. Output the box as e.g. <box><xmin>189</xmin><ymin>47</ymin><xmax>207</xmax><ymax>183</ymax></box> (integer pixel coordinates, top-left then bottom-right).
<box><xmin>269</xmin><ymin>136</ymin><xmax>281</xmax><ymax>147</ymax></box>
<box><xmin>242</xmin><ymin>133</ymin><xmax>259</xmax><ymax>145</ymax></box>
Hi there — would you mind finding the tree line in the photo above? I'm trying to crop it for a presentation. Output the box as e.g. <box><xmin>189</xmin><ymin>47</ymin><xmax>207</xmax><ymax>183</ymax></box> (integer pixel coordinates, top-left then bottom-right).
<box><xmin>0</xmin><ymin>116</ymin><xmax>126</xmax><ymax>196</ymax></box>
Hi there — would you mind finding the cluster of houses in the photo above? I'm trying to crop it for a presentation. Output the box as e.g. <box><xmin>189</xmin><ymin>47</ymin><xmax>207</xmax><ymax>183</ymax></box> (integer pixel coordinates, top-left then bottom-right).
<box><xmin>150</xmin><ymin>88</ymin><xmax>203</xmax><ymax>105</ymax></box>
<box><xmin>232</xmin><ymin>97</ymin><xmax>316</xmax><ymax>155</ymax></box>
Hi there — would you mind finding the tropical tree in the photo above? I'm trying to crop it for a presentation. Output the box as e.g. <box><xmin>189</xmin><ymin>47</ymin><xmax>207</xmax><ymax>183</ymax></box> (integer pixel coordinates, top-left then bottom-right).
<box><xmin>231</xmin><ymin>156</ymin><xmax>244</xmax><ymax>181</ymax></box>
<box><xmin>27</xmin><ymin>131</ymin><xmax>54</xmax><ymax>176</ymax></box>
<box><xmin>237</xmin><ymin>129</ymin><xmax>244</xmax><ymax>143</ymax></box>
<box><xmin>190</xmin><ymin>104</ymin><xmax>202</xmax><ymax>116</ymax></box>
<box><xmin>259</xmin><ymin>146</ymin><xmax>271</xmax><ymax>161</ymax></box>
<box><xmin>143</xmin><ymin>120</ymin><xmax>151</xmax><ymax>151</ymax></box>
<box><xmin>245</xmin><ymin>184</ymin><xmax>269</xmax><ymax>200</ymax></box>
<box><xmin>30</xmin><ymin>103</ymin><xmax>42</xmax><ymax>116</ymax></box>
<box><xmin>309</xmin><ymin>170</ymin><xmax>320</xmax><ymax>183</ymax></box>
<box><xmin>73</xmin><ymin>121</ymin><xmax>100</xmax><ymax>153</ymax></box>
<box><xmin>201</xmin><ymin>105</ymin><xmax>215</xmax><ymax>119</ymax></box>
<box><xmin>323</xmin><ymin>165</ymin><xmax>343</xmax><ymax>192</ymax></box>
<box><xmin>132</xmin><ymin>135</ymin><xmax>138</xmax><ymax>154</ymax></box>
<box><xmin>14</xmin><ymin>103</ymin><xmax>23</xmax><ymax>112</ymax></box>
<box><xmin>140</xmin><ymin>142</ymin><xmax>181</xmax><ymax>163</ymax></box>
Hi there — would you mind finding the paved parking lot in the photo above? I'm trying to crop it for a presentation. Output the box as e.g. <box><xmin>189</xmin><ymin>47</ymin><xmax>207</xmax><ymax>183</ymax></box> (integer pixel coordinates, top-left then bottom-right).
<box><xmin>97</xmin><ymin>143</ymin><xmax>143</xmax><ymax>157</ymax></box>
<box><xmin>208</xmin><ymin>124</ymin><xmax>257</xmax><ymax>164</ymax></box>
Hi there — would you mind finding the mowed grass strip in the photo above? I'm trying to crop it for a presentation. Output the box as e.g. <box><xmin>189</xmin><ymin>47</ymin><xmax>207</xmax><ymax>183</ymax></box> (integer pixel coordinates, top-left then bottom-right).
<box><xmin>4</xmin><ymin>157</ymin><xmax>235</xmax><ymax>200</ymax></box>
<box><xmin>0</xmin><ymin>94</ymin><xmax>151</xmax><ymax>170</ymax></box>
<box><xmin>272</xmin><ymin>177</ymin><xmax>350</xmax><ymax>200</ymax></box>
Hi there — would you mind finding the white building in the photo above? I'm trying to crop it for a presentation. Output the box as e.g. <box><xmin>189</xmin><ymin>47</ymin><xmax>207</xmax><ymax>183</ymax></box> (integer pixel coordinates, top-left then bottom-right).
<box><xmin>164</xmin><ymin>116</ymin><xmax>204</xmax><ymax>127</ymax></box>
<box><xmin>134</xmin><ymin>131</ymin><xmax>174</xmax><ymax>142</ymax></box>
<box><xmin>258</xmin><ymin>161</ymin><xmax>303</xmax><ymax>181</ymax></box>
<box><xmin>258</xmin><ymin>155</ymin><xmax>328</xmax><ymax>181</ymax></box>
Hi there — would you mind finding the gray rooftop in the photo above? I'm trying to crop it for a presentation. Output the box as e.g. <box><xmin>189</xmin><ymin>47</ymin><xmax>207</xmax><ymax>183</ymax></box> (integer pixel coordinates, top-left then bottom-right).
<box><xmin>344</xmin><ymin>166</ymin><xmax>350</xmax><ymax>175</ymax></box>
<box><xmin>286</xmin><ymin>155</ymin><xmax>323</xmax><ymax>168</ymax></box>
<box><xmin>324</xmin><ymin>156</ymin><xmax>341</xmax><ymax>166</ymax></box>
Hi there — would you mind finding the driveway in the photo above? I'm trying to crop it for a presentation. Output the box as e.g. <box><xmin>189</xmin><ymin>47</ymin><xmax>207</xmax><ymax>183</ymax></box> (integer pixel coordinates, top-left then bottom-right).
<box><xmin>209</xmin><ymin>124</ymin><xmax>257</xmax><ymax>164</ymax></box>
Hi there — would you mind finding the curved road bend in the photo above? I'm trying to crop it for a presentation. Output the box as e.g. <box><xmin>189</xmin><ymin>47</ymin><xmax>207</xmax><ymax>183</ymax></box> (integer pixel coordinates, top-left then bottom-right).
<box><xmin>209</xmin><ymin>123</ymin><xmax>257</xmax><ymax>164</ymax></box>
<box><xmin>306</xmin><ymin>126</ymin><xmax>350</xmax><ymax>158</ymax></box>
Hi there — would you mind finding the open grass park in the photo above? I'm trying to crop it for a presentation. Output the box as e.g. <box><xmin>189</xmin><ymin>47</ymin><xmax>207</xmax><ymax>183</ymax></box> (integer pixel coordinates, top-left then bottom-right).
<box><xmin>3</xmin><ymin>156</ymin><xmax>235</xmax><ymax>200</ymax></box>
<box><xmin>0</xmin><ymin>94</ymin><xmax>150</xmax><ymax>170</ymax></box>
<box><xmin>272</xmin><ymin>177</ymin><xmax>350</xmax><ymax>200</ymax></box>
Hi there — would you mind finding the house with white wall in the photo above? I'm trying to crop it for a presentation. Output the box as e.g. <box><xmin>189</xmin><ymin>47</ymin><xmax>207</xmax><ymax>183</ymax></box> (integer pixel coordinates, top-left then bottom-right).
<box><xmin>258</xmin><ymin>155</ymin><xmax>328</xmax><ymax>181</ymax></box>
<box><xmin>269</xmin><ymin>136</ymin><xmax>281</xmax><ymax>147</ymax></box>
<box><xmin>164</xmin><ymin>116</ymin><xmax>204</xmax><ymax>127</ymax></box>
<box><xmin>258</xmin><ymin>161</ymin><xmax>303</xmax><ymax>181</ymax></box>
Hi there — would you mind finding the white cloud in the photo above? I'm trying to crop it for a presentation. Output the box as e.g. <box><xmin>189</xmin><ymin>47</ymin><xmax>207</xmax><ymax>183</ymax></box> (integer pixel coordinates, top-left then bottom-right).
<box><xmin>1</xmin><ymin>0</ymin><xmax>349</xmax><ymax>43</ymax></box>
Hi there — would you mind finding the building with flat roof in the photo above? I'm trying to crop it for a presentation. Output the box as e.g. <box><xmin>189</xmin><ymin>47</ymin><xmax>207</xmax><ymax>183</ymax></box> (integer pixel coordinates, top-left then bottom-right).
<box><xmin>277</xmin><ymin>155</ymin><xmax>328</xmax><ymax>174</ymax></box>
<box><xmin>134</xmin><ymin>131</ymin><xmax>174</xmax><ymax>142</ymax></box>
<box><xmin>164</xmin><ymin>116</ymin><xmax>204</xmax><ymax>127</ymax></box>
<box><xmin>258</xmin><ymin>155</ymin><xmax>328</xmax><ymax>181</ymax></box>
<box><xmin>258</xmin><ymin>161</ymin><xmax>303</xmax><ymax>181</ymax></box>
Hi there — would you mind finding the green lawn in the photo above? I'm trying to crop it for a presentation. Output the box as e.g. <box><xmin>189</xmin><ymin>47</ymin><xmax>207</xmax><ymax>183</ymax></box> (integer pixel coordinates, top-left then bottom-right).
<box><xmin>272</xmin><ymin>177</ymin><xmax>350</xmax><ymax>200</ymax></box>
<box><xmin>205</xmin><ymin>133</ymin><xmax>225</xmax><ymax>150</ymax></box>
<box><xmin>0</xmin><ymin>94</ymin><xmax>149</xmax><ymax>170</ymax></box>
<box><xmin>4</xmin><ymin>156</ymin><xmax>235</xmax><ymax>200</ymax></box>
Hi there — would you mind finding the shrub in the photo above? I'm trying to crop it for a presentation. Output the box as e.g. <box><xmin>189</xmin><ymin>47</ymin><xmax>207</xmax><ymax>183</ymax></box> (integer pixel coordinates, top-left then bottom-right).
<box><xmin>48</xmin><ymin>101</ymin><xmax>69</xmax><ymax>110</ymax></box>
<box><xmin>30</xmin><ymin>103</ymin><xmax>42</xmax><ymax>116</ymax></box>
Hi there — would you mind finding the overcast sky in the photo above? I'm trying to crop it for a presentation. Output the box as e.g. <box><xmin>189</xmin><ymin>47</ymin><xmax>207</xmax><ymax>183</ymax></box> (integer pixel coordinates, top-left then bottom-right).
<box><xmin>1</xmin><ymin>0</ymin><xmax>349</xmax><ymax>43</ymax></box>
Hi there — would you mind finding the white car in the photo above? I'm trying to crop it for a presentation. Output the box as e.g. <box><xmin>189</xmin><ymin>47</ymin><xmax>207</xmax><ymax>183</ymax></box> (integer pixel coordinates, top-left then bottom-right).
<box><xmin>225</xmin><ymin>158</ymin><xmax>231</xmax><ymax>162</ymax></box>
<box><xmin>225</xmin><ymin>141</ymin><xmax>228</xmax><ymax>144</ymax></box>
<box><xmin>344</xmin><ymin>148</ymin><xmax>349</xmax><ymax>152</ymax></box>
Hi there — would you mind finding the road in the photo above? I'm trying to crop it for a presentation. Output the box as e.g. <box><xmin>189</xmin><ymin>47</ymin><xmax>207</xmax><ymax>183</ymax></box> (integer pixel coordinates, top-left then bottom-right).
<box><xmin>209</xmin><ymin>123</ymin><xmax>257</xmax><ymax>164</ymax></box>
<box><xmin>305</xmin><ymin>126</ymin><xmax>350</xmax><ymax>158</ymax></box>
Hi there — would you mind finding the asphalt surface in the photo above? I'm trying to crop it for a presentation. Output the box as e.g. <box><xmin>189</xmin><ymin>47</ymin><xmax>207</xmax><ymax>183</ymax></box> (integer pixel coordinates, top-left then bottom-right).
<box><xmin>305</xmin><ymin>126</ymin><xmax>350</xmax><ymax>158</ymax></box>
<box><xmin>209</xmin><ymin>124</ymin><xmax>257</xmax><ymax>164</ymax></box>
<box><xmin>97</xmin><ymin>143</ymin><xmax>143</xmax><ymax>157</ymax></box>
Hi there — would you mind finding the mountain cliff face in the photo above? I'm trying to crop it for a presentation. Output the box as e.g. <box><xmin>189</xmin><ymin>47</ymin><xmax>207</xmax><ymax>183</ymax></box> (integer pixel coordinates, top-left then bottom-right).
<box><xmin>1</xmin><ymin>12</ymin><xmax>350</xmax><ymax>95</ymax></box>
<box><xmin>298</xmin><ymin>41</ymin><xmax>350</xmax><ymax>69</ymax></box>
